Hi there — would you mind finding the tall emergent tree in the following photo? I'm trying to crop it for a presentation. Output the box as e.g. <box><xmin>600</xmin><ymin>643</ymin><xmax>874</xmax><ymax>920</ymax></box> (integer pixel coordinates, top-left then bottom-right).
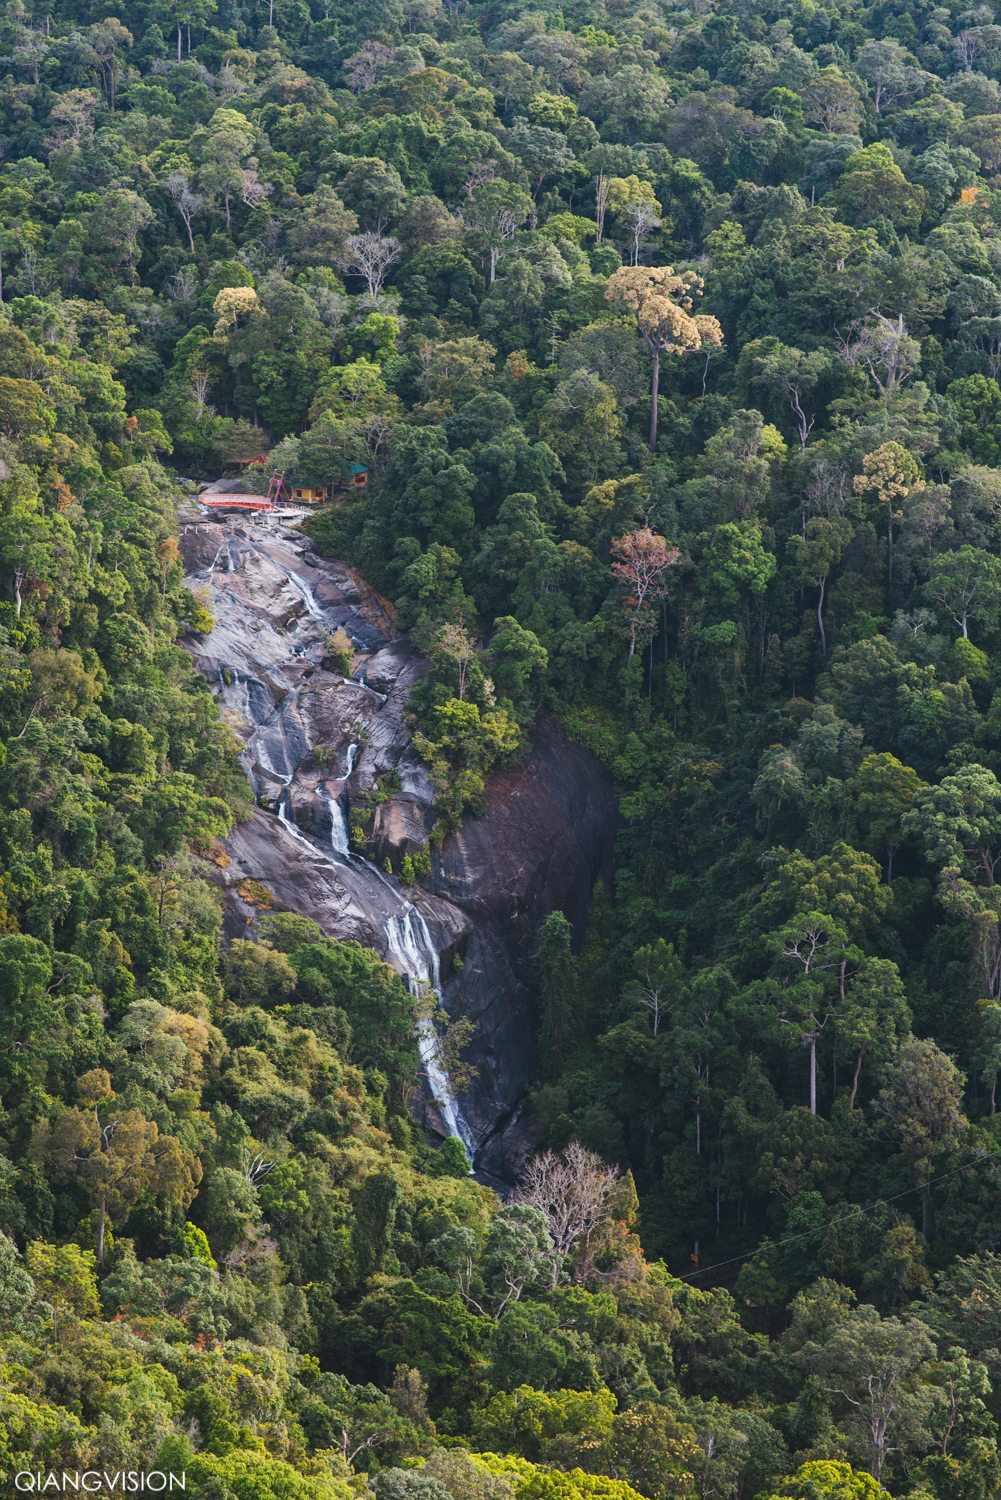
<box><xmin>605</xmin><ymin>267</ymin><xmax>723</xmax><ymax>450</ymax></box>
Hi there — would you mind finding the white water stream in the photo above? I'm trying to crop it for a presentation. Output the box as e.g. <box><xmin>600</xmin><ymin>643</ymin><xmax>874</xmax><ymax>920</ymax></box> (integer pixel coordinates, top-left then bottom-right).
<box><xmin>383</xmin><ymin>908</ymin><xmax>476</xmax><ymax>1156</ymax></box>
<box><xmin>278</xmin><ymin>785</ymin><xmax>474</xmax><ymax>1160</ymax></box>
<box><xmin>234</xmin><ymin>554</ymin><xmax>476</xmax><ymax>1162</ymax></box>
<box><xmin>324</xmin><ymin>789</ymin><xmax>351</xmax><ymax>856</ymax></box>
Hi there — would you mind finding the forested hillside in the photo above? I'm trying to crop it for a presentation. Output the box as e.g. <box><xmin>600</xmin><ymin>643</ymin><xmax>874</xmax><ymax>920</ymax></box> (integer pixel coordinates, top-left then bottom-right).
<box><xmin>9</xmin><ymin>0</ymin><xmax>1001</xmax><ymax>1494</ymax></box>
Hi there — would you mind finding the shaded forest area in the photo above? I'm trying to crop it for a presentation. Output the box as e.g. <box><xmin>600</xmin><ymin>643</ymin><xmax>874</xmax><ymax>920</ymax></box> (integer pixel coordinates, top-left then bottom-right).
<box><xmin>9</xmin><ymin>0</ymin><xmax>1001</xmax><ymax>1494</ymax></box>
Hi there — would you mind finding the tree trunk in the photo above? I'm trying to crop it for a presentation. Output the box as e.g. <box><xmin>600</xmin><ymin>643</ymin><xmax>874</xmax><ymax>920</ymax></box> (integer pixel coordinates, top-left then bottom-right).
<box><xmin>225</xmin><ymin>181</ymin><xmax>231</xmax><ymax>230</ymax></box>
<box><xmin>97</xmin><ymin>1196</ymin><xmax>107</xmax><ymax>1264</ymax></box>
<box><xmin>649</xmin><ymin>346</ymin><xmax>660</xmax><ymax>451</ymax></box>
<box><xmin>941</xmin><ymin>1380</ymin><xmax>958</xmax><ymax>1456</ymax></box>
<box><xmin>991</xmin><ymin>1079</ymin><xmax>996</xmax><ymax>1116</ymax></box>
<box><xmin>887</xmin><ymin>845</ymin><xmax>895</xmax><ymax>885</ymax></box>
<box><xmin>595</xmin><ymin>173</ymin><xmax>607</xmax><ymax>244</ymax></box>
<box><xmin>849</xmin><ymin>1047</ymin><xmax>865</xmax><ymax>1109</ymax></box>
<box><xmin>809</xmin><ymin>1035</ymin><xmax>817</xmax><ymax>1115</ymax></box>
<box><xmin>177</xmin><ymin>21</ymin><xmax>182</xmax><ymax>62</ymax></box>
<box><xmin>792</xmin><ymin>386</ymin><xmax>811</xmax><ymax>451</ymax></box>
<box><xmin>817</xmin><ymin>573</ymin><xmax>826</xmax><ymax>654</ymax></box>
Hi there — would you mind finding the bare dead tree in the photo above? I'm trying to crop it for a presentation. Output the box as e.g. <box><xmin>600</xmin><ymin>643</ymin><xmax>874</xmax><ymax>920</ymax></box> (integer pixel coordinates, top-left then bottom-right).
<box><xmin>956</xmin><ymin>28</ymin><xmax>986</xmax><ymax>70</ymax></box>
<box><xmin>515</xmin><ymin>1140</ymin><xmax>621</xmax><ymax>1287</ymax></box>
<box><xmin>164</xmin><ymin>172</ymin><xmax>205</xmax><ymax>254</ymax></box>
<box><xmin>338</xmin><ymin>232</ymin><xmax>401</xmax><ymax>297</ymax></box>
<box><xmin>167</xmin><ymin>267</ymin><xmax>198</xmax><ymax>319</ymax></box>
<box><xmin>190</xmin><ymin>369</ymin><xmax>214</xmax><ymax>418</ymax></box>
<box><xmin>624</xmin><ymin>203</ymin><xmax>662</xmax><ymax>266</ymax></box>
<box><xmin>835</xmin><ymin>312</ymin><xmax>920</xmax><ymax>400</ymax></box>
<box><xmin>462</xmin><ymin>159</ymin><xmax>499</xmax><ymax>199</ymax></box>
<box><xmin>804</xmin><ymin>457</ymin><xmax>851</xmax><ymax>527</ymax></box>
<box><xmin>242</xmin><ymin>1148</ymin><xmax>277</xmax><ymax>1186</ymax></box>
<box><xmin>13</xmin><ymin>563</ymin><xmax>27</xmax><ymax>619</ymax></box>
<box><xmin>343</xmin><ymin>39</ymin><xmax>393</xmax><ymax>92</ymax></box>
<box><xmin>240</xmin><ymin>169</ymin><xmax>273</xmax><ymax>208</ymax></box>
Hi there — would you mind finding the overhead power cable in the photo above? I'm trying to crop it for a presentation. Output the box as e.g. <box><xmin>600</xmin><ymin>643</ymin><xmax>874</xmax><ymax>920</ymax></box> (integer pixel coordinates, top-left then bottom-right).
<box><xmin>678</xmin><ymin>1147</ymin><xmax>995</xmax><ymax>1283</ymax></box>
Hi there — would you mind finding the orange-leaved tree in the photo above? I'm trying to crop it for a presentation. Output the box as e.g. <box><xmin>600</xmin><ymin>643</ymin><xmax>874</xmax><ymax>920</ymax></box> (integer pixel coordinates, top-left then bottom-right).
<box><xmin>610</xmin><ymin>528</ymin><xmax>681</xmax><ymax>663</ymax></box>
<box><xmin>35</xmin><ymin>1069</ymin><xmax>201</xmax><ymax>1262</ymax></box>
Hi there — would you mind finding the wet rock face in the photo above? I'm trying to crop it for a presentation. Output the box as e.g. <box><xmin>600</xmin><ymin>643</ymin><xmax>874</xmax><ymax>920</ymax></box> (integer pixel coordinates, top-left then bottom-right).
<box><xmin>180</xmin><ymin>513</ymin><xmax>617</xmax><ymax>1182</ymax></box>
<box><xmin>428</xmin><ymin>719</ymin><xmax>619</xmax><ymax>1180</ymax></box>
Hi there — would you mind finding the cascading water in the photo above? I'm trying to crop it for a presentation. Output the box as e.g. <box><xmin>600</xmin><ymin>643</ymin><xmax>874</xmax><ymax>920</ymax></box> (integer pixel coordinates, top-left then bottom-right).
<box><xmin>278</xmin><ymin>558</ymin><xmax>330</xmax><ymax>626</ymax></box>
<box><xmin>183</xmin><ymin>511</ymin><xmax>614</xmax><ymax>1185</ymax></box>
<box><xmin>318</xmin><ymin>740</ymin><xmax>358</xmax><ymax>858</ymax></box>
<box><xmin>211</xmin><ymin>550</ymin><xmax>477</xmax><ymax>1160</ymax></box>
<box><xmin>383</xmin><ymin>908</ymin><xmax>475</xmax><ymax>1159</ymax></box>
<box><xmin>324</xmin><ymin>789</ymin><xmax>350</xmax><ymax>856</ymax></box>
<box><xmin>280</xmin><ymin>788</ymin><xmax>474</xmax><ymax>1159</ymax></box>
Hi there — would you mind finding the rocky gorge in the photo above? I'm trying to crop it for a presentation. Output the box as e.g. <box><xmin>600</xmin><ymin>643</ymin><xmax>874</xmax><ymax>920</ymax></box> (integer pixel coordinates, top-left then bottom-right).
<box><xmin>179</xmin><ymin>506</ymin><xmax>619</xmax><ymax>1184</ymax></box>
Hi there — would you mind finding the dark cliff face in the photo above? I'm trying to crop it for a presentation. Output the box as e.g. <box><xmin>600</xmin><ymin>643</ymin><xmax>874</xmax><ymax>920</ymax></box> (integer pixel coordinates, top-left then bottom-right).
<box><xmin>180</xmin><ymin>511</ymin><xmax>617</xmax><ymax>1182</ymax></box>
<box><xmin>427</xmin><ymin>718</ymin><xmax>619</xmax><ymax>1180</ymax></box>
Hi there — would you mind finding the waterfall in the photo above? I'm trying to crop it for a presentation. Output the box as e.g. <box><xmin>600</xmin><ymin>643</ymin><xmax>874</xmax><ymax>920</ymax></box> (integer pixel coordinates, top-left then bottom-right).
<box><xmin>277</xmin><ymin>782</ymin><xmax>475</xmax><ymax>1162</ymax></box>
<box><xmin>383</xmin><ymin>908</ymin><xmax>475</xmax><ymax>1160</ymax></box>
<box><xmin>252</xmin><ymin>732</ymin><xmax>298</xmax><ymax>786</ymax></box>
<box><xmin>191</xmin><ymin>521</ymin><xmax>476</xmax><ymax>1163</ymax></box>
<box><xmin>324</xmin><ymin>788</ymin><xmax>350</xmax><ymax>856</ymax></box>
<box><xmin>276</xmin><ymin>788</ymin><xmax>312</xmax><ymax>849</ymax></box>
<box><xmin>276</xmin><ymin>559</ymin><xmax>329</xmax><ymax>626</ymax></box>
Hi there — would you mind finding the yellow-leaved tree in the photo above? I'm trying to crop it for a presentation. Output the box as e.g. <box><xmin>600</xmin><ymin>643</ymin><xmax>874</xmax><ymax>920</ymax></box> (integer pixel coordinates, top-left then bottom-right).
<box><xmin>213</xmin><ymin>286</ymin><xmax>261</xmax><ymax>337</ymax></box>
<box><xmin>853</xmin><ymin>440</ymin><xmax>920</xmax><ymax>592</ymax></box>
<box><xmin>605</xmin><ymin>266</ymin><xmax>723</xmax><ymax>450</ymax></box>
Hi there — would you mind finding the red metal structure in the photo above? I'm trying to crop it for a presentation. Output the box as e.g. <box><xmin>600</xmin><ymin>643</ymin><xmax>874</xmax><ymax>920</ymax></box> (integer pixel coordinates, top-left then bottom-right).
<box><xmin>198</xmin><ymin>471</ymin><xmax>295</xmax><ymax>512</ymax></box>
<box><xmin>267</xmin><ymin>470</ymin><xmax>289</xmax><ymax>506</ymax></box>
<box><xmin>199</xmin><ymin>495</ymin><xmax>273</xmax><ymax>510</ymax></box>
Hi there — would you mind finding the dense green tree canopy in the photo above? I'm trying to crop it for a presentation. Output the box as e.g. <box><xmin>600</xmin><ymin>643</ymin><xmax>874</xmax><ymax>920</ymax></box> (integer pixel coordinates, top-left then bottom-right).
<box><xmin>9</xmin><ymin>0</ymin><xmax>1001</xmax><ymax>1496</ymax></box>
